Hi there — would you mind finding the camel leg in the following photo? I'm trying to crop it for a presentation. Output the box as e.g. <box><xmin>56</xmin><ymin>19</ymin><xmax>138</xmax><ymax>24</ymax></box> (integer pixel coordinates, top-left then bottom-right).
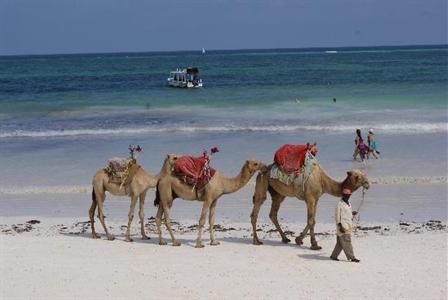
<box><xmin>308</xmin><ymin>200</ymin><xmax>321</xmax><ymax>250</ymax></box>
<box><xmin>295</xmin><ymin>223</ymin><xmax>310</xmax><ymax>246</ymax></box>
<box><xmin>209</xmin><ymin>199</ymin><xmax>219</xmax><ymax>246</ymax></box>
<box><xmin>138</xmin><ymin>192</ymin><xmax>149</xmax><ymax>240</ymax></box>
<box><xmin>269</xmin><ymin>193</ymin><xmax>289</xmax><ymax>243</ymax></box>
<box><xmin>125</xmin><ymin>195</ymin><xmax>138</xmax><ymax>242</ymax></box>
<box><xmin>250</xmin><ymin>198</ymin><xmax>265</xmax><ymax>245</ymax></box>
<box><xmin>96</xmin><ymin>192</ymin><xmax>114</xmax><ymax>241</ymax></box>
<box><xmin>155</xmin><ymin>204</ymin><xmax>167</xmax><ymax>245</ymax></box>
<box><xmin>196</xmin><ymin>199</ymin><xmax>212</xmax><ymax>248</ymax></box>
<box><xmin>250</xmin><ymin>172</ymin><xmax>268</xmax><ymax>245</ymax></box>
<box><xmin>162</xmin><ymin>200</ymin><xmax>181</xmax><ymax>246</ymax></box>
<box><xmin>89</xmin><ymin>189</ymin><xmax>100</xmax><ymax>239</ymax></box>
<box><xmin>295</xmin><ymin>198</ymin><xmax>321</xmax><ymax>250</ymax></box>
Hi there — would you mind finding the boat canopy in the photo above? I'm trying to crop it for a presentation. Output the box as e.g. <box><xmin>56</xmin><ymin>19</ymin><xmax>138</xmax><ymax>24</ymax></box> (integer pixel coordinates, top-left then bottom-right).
<box><xmin>186</xmin><ymin>67</ymin><xmax>199</xmax><ymax>75</ymax></box>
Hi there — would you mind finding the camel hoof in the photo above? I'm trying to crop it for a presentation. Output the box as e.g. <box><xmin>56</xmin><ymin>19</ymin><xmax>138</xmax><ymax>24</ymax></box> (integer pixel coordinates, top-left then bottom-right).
<box><xmin>210</xmin><ymin>240</ymin><xmax>220</xmax><ymax>246</ymax></box>
<box><xmin>310</xmin><ymin>245</ymin><xmax>322</xmax><ymax>250</ymax></box>
<box><xmin>125</xmin><ymin>237</ymin><xmax>134</xmax><ymax>242</ymax></box>
<box><xmin>159</xmin><ymin>240</ymin><xmax>167</xmax><ymax>246</ymax></box>
<box><xmin>107</xmin><ymin>235</ymin><xmax>115</xmax><ymax>241</ymax></box>
<box><xmin>253</xmin><ymin>240</ymin><xmax>263</xmax><ymax>246</ymax></box>
<box><xmin>295</xmin><ymin>237</ymin><xmax>303</xmax><ymax>245</ymax></box>
<box><xmin>141</xmin><ymin>236</ymin><xmax>150</xmax><ymax>240</ymax></box>
<box><xmin>92</xmin><ymin>233</ymin><xmax>100</xmax><ymax>239</ymax></box>
<box><xmin>282</xmin><ymin>237</ymin><xmax>291</xmax><ymax>244</ymax></box>
<box><xmin>195</xmin><ymin>243</ymin><xmax>205</xmax><ymax>248</ymax></box>
<box><xmin>172</xmin><ymin>241</ymin><xmax>181</xmax><ymax>247</ymax></box>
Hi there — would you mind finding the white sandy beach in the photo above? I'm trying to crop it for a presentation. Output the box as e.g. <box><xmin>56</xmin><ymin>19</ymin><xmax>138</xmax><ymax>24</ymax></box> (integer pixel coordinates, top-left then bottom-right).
<box><xmin>1</xmin><ymin>214</ymin><xmax>446</xmax><ymax>300</ymax></box>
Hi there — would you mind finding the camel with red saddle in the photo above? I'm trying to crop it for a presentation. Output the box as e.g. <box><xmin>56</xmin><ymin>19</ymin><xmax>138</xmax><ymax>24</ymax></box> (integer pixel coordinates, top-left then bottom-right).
<box><xmin>154</xmin><ymin>151</ymin><xmax>265</xmax><ymax>248</ymax></box>
<box><xmin>90</xmin><ymin>153</ymin><xmax>177</xmax><ymax>242</ymax></box>
<box><xmin>250</xmin><ymin>144</ymin><xmax>370</xmax><ymax>249</ymax></box>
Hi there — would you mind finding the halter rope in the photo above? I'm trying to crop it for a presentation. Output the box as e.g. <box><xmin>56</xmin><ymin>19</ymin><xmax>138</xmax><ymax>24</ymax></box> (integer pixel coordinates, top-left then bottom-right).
<box><xmin>353</xmin><ymin>186</ymin><xmax>366</xmax><ymax>224</ymax></box>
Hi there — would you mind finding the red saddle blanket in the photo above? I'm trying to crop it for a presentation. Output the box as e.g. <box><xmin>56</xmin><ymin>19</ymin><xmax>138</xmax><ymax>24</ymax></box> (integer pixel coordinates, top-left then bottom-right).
<box><xmin>274</xmin><ymin>144</ymin><xmax>317</xmax><ymax>174</ymax></box>
<box><xmin>174</xmin><ymin>155</ymin><xmax>216</xmax><ymax>190</ymax></box>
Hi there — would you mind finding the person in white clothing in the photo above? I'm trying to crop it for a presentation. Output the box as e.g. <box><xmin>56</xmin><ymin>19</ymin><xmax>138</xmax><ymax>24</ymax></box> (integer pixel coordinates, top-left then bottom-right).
<box><xmin>330</xmin><ymin>188</ymin><xmax>360</xmax><ymax>262</ymax></box>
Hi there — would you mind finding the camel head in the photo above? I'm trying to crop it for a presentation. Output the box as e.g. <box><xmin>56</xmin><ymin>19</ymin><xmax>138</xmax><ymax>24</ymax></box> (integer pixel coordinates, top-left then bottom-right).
<box><xmin>165</xmin><ymin>154</ymin><xmax>178</xmax><ymax>163</ymax></box>
<box><xmin>163</xmin><ymin>154</ymin><xmax>178</xmax><ymax>173</ymax></box>
<box><xmin>344</xmin><ymin>169</ymin><xmax>370</xmax><ymax>192</ymax></box>
<box><xmin>244</xmin><ymin>160</ymin><xmax>266</xmax><ymax>175</ymax></box>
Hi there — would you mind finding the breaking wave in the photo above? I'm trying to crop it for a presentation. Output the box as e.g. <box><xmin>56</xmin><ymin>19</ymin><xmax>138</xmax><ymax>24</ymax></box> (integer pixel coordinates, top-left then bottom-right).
<box><xmin>0</xmin><ymin>122</ymin><xmax>446</xmax><ymax>138</ymax></box>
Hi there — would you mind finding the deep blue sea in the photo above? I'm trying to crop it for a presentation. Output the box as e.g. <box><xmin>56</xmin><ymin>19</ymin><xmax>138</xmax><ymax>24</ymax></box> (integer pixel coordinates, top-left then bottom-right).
<box><xmin>0</xmin><ymin>45</ymin><xmax>447</xmax><ymax>222</ymax></box>
<box><xmin>0</xmin><ymin>45</ymin><xmax>447</xmax><ymax>138</ymax></box>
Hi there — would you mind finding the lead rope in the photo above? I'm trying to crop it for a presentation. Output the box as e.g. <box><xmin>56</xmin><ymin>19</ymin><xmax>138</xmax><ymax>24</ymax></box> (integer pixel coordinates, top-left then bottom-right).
<box><xmin>353</xmin><ymin>187</ymin><xmax>366</xmax><ymax>228</ymax></box>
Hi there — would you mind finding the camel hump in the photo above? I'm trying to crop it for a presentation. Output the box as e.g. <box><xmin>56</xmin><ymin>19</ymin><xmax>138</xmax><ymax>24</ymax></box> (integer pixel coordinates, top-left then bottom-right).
<box><xmin>274</xmin><ymin>144</ymin><xmax>317</xmax><ymax>174</ymax></box>
<box><xmin>174</xmin><ymin>155</ymin><xmax>216</xmax><ymax>190</ymax></box>
<box><xmin>270</xmin><ymin>151</ymin><xmax>318</xmax><ymax>193</ymax></box>
<box><xmin>104</xmin><ymin>157</ymin><xmax>140</xmax><ymax>188</ymax></box>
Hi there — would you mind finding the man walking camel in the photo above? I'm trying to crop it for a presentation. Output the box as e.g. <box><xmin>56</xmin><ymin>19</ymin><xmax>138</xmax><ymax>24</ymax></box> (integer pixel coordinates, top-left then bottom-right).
<box><xmin>330</xmin><ymin>188</ymin><xmax>360</xmax><ymax>263</ymax></box>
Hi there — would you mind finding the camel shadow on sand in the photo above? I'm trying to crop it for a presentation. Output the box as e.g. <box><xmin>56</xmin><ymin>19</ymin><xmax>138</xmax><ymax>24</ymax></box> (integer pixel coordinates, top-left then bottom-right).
<box><xmin>59</xmin><ymin>231</ymin><xmax>194</xmax><ymax>246</ymax></box>
<box><xmin>58</xmin><ymin>229</ymin><xmax>315</xmax><ymax>249</ymax></box>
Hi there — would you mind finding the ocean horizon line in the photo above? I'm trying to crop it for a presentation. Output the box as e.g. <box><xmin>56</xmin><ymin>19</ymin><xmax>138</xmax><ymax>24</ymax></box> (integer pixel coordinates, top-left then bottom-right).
<box><xmin>1</xmin><ymin>43</ymin><xmax>447</xmax><ymax>58</ymax></box>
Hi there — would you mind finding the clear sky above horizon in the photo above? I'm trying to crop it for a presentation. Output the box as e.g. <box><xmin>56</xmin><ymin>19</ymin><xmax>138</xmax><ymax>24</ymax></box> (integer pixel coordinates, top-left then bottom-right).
<box><xmin>0</xmin><ymin>0</ymin><xmax>447</xmax><ymax>55</ymax></box>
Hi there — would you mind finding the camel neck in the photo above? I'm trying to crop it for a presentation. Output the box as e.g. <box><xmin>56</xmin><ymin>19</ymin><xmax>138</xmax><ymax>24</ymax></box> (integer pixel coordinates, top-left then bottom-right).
<box><xmin>156</xmin><ymin>159</ymin><xmax>173</xmax><ymax>179</ymax></box>
<box><xmin>320</xmin><ymin>169</ymin><xmax>343</xmax><ymax>197</ymax></box>
<box><xmin>221</xmin><ymin>165</ymin><xmax>253</xmax><ymax>194</ymax></box>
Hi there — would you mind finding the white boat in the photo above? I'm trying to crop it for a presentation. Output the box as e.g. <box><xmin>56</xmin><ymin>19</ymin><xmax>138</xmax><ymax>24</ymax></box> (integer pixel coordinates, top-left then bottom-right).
<box><xmin>167</xmin><ymin>67</ymin><xmax>203</xmax><ymax>88</ymax></box>
<box><xmin>202</xmin><ymin>48</ymin><xmax>206</xmax><ymax>54</ymax></box>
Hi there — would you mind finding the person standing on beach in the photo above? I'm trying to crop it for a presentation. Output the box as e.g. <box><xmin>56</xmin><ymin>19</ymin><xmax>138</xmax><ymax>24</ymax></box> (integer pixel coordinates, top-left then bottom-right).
<box><xmin>367</xmin><ymin>128</ymin><xmax>379</xmax><ymax>159</ymax></box>
<box><xmin>330</xmin><ymin>188</ymin><xmax>360</xmax><ymax>263</ymax></box>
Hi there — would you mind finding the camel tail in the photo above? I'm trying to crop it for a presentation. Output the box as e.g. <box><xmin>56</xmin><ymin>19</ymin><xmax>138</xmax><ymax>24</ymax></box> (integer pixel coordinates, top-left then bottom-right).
<box><xmin>153</xmin><ymin>181</ymin><xmax>160</xmax><ymax>207</ymax></box>
<box><xmin>92</xmin><ymin>188</ymin><xmax>96</xmax><ymax>202</ymax></box>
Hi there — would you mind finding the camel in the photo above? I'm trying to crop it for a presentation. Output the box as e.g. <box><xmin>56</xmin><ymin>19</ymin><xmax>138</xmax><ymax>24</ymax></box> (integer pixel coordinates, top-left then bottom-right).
<box><xmin>154</xmin><ymin>159</ymin><xmax>265</xmax><ymax>248</ymax></box>
<box><xmin>89</xmin><ymin>154</ymin><xmax>177</xmax><ymax>242</ymax></box>
<box><xmin>250</xmin><ymin>165</ymin><xmax>370</xmax><ymax>249</ymax></box>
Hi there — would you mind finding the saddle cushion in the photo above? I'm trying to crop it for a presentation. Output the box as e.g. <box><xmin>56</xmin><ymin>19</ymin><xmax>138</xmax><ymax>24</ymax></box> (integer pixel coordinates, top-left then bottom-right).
<box><xmin>107</xmin><ymin>158</ymin><xmax>127</xmax><ymax>173</ymax></box>
<box><xmin>104</xmin><ymin>158</ymin><xmax>140</xmax><ymax>187</ymax></box>
<box><xmin>274</xmin><ymin>144</ymin><xmax>317</xmax><ymax>174</ymax></box>
<box><xmin>174</xmin><ymin>155</ymin><xmax>216</xmax><ymax>190</ymax></box>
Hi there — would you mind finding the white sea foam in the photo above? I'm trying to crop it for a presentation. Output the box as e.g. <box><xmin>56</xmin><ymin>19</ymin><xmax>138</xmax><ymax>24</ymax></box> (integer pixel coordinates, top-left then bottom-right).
<box><xmin>1</xmin><ymin>176</ymin><xmax>446</xmax><ymax>195</ymax></box>
<box><xmin>369</xmin><ymin>176</ymin><xmax>448</xmax><ymax>185</ymax></box>
<box><xmin>0</xmin><ymin>122</ymin><xmax>446</xmax><ymax>138</ymax></box>
<box><xmin>0</xmin><ymin>185</ymin><xmax>92</xmax><ymax>195</ymax></box>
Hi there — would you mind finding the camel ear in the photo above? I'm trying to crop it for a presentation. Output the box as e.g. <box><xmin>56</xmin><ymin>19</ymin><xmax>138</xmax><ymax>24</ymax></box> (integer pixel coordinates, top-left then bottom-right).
<box><xmin>347</xmin><ymin>171</ymin><xmax>352</xmax><ymax>177</ymax></box>
<box><xmin>166</xmin><ymin>154</ymin><xmax>177</xmax><ymax>161</ymax></box>
<box><xmin>313</xmin><ymin>142</ymin><xmax>317</xmax><ymax>146</ymax></box>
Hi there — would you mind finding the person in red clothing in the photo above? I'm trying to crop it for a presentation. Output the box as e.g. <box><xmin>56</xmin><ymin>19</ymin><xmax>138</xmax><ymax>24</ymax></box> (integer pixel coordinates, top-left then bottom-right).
<box><xmin>353</xmin><ymin>129</ymin><xmax>368</xmax><ymax>161</ymax></box>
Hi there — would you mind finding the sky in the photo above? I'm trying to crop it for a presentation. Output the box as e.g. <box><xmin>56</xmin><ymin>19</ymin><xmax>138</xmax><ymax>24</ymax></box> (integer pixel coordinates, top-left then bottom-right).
<box><xmin>0</xmin><ymin>0</ymin><xmax>447</xmax><ymax>55</ymax></box>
